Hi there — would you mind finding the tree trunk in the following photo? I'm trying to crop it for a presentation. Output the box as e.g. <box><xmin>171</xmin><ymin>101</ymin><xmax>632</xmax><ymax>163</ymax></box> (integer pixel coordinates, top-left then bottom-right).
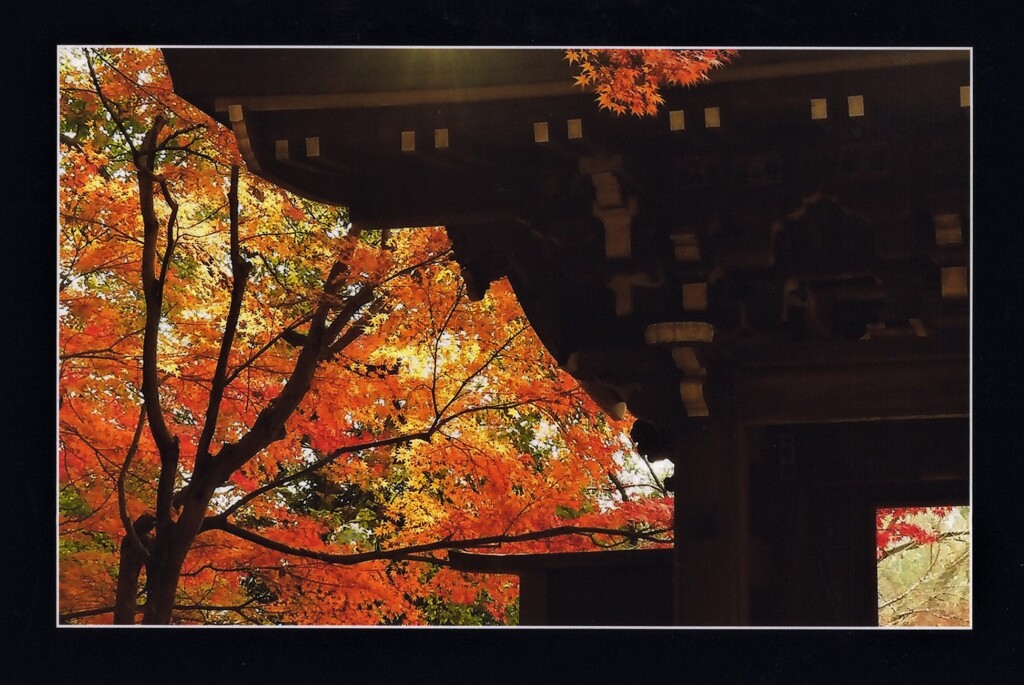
<box><xmin>140</xmin><ymin>496</ymin><xmax>211</xmax><ymax>624</ymax></box>
<box><xmin>141</xmin><ymin>544</ymin><xmax>187</xmax><ymax>624</ymax></box>
<box><xmin>113</xmin><ymin>513</ymin><xmax>155</xmax><ymax>624</ymax></box>
<box><xmin>113</xmin><ymin>539</ymin><xmax>145</xmax><ymax>624</ymax></box>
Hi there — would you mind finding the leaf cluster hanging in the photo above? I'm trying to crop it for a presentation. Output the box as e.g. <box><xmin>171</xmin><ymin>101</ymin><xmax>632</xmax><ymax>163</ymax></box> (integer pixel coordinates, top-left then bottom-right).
<box><xmin>566</xmin><ymin>48</ymin><xmax>737</xmax><ymax>116</ymax></box>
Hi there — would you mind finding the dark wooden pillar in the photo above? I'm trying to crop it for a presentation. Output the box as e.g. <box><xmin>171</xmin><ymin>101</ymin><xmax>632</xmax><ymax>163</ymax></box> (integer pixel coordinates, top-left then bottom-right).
<box><xmin>672</xmin><ymin>420</ymin><xmax>751</xmax><ymax>625</ymax></box>
<box><xmin>518</xmin><ymin>572</ymin><xmax>548</xmax><ymax>626</ymax></box>
<box><xmin>801</xmin><ymin>489</ymin><xmax>880</xmax><ymax>625</ymax></box>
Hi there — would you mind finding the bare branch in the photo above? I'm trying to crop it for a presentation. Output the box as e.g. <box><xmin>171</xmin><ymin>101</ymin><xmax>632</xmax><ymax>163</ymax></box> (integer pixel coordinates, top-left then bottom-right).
<box><xmin>879</xmin><ymin>542</ymin><xmax>945</xmax><ymax>611</ymax></box>
<box><xmin>209</xmin><ymin>429</ymin><xmax>434</xmax><ymax>521</ymax></box>
<box><xmin>207</xmin><ymin>520</ymin><xmax>673</xmax><ymax>566</ymax></box>
<box><xmin>60</xmin><ymin>326</ymin><xmax>145</xmax><ymax>362</ymax></box>
<box><xmin>206</xmin><ymin>261</ymin><xmax>344</xmax><ymax>486</ymax></box>
<box><xmin>84</xmin><ymin>50</ymin><xmax>136</xmax><ymax>156</ymax></box>
<box><xmin>206</xmin><ymin>392</ymin><xmax>597</xmax><ymax>524</ymax></box>
<box><xmin>638</xmin><ymin>454</ymin><xmax>669</xmax><ymax>495</ymax></box>
<box><xmin>437</xmin><ymin>323</ymin><xmax>530</xmax><ymax>419</ymax></box>
<box><xmin>61</xmin><ymin>606</ymin><xmax>120</xmax><ymax>622</ymax></box>
<box><xmin>223</xmin><ymin>311</ymin><xmax>316</xmax><ymax>387</ymax></box>
<box><xmin>60</xmin><ymin>133</ymin><xmax>111</xmax><ymax>180</ymax></box>
<box><xmin>502</xmin><ymin>497</ymin><xmax>541</xmax><ymax>536</ymax></box>
<box><xmin>319</xmin><ymin>284</ymin><xmax>375</xmax><ymax>359</ymax></box>
<box><xmin>878</xmin><ymin>530</ymin><xmax>970</xmax><ymax>562</ymax></box>
<box><xmin>157</xmin><ymin>144</ymin><xmax>224</xmax><ymax>166</ymax></box>
<box><xmin>203</xmin><ymin>250</ymin><xmax>453</xmax><ymax>491</ymax></box>
<box><xmin>607</xmin><ymin>471</ymin><xmax>630</xmax><ymax>502</ymax></box>
<box><xmin>195</xmin><ymin>166</ymin><xmax>250</xmax><ymax>475</ymax></box>
<box><xmin>159</xmin><ymin>123</ymin><xmax>204</xmax><ymax>143</ymax></box>
<box><xmin>322</xmin><ymin>247</ymin><xmax>452</xmax><ymax>362</ymax></box>
<box><xmin>136</xmin><ymin>114</ymin><xmax>180</xmax><ymax>532</ymax></box>
<box><xmin>89</xmin><ymin>50</ymin><xmax>233</xmax><ymax>174</ymax></box>
<box><xmin>154</xmin><ymin>172</ymin><xmax>179</xmax><ymax>287</ymax></box>
<box><xmin>430</xmin><ymin>281</ymin><xmax>464</xmax><ymax>415</ymax></box>
<box><xmin>116</xmin><ymin>404</ymin><xmax>150</xmax><ymax>560</ymax></box>
<box><xmin>63</xmin><ymin>600</ymin><xmax>264</xmax><ymax>624</ymax></box>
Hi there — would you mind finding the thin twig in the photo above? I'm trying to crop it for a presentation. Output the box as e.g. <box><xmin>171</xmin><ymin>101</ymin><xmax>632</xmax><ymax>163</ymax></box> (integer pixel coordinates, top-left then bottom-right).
<box><xmin>116</xmin><ymin>405</ymin><xmax>150</xmax><ymax>560</ymax></box>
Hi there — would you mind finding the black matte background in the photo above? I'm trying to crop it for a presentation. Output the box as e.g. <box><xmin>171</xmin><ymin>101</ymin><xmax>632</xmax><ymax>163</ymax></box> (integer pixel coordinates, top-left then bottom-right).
<box><xmin>13</xmin><ymin>2</ymin><xmax>1015</xmax><ymax>682</ymax></box>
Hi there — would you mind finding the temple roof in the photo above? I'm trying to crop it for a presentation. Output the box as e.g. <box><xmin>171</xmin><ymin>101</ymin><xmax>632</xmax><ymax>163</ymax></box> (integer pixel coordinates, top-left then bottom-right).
<box><xmin>164</xmin><ymin>48</ymin><xmax>970</xmax><ymax>431</ymax></box>
<box><xmin>164</xmin><ymin>48</ymin><xmax>969</xmax><ymax>224</ymax></box>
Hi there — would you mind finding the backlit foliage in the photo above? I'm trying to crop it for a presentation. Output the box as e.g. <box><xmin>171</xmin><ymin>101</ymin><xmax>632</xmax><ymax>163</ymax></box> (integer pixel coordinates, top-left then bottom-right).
<box><xmin>566</xmin><ymin>49</ymin><xmax>737</xmax><ymax>116</ymax></box>
<box><xmin>59</xmin><ymin>47</ymin><xmax>672</xmax><ymax>625</ymax></box>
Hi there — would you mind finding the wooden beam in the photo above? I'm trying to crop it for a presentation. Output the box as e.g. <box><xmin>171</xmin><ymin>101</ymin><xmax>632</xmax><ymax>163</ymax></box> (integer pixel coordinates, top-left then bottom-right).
<box><xmin>709</xmin><ymin>49</ymin><xmax>968</xmax><ymax>85</ymax></box>
<box><xmin>737</xmin><ymin>356</ymin><xmax>968</xmax><ymax>424</ymax></box>
<box><xmin>215</xmin><ymin>80</ymin><xmax>579</xmax><ymax>113</ymax></box>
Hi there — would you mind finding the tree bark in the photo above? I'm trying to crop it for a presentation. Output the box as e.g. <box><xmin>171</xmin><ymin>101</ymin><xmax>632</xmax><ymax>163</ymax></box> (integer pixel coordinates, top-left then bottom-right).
<box><xmin>141</xmin><ymin>546</ymin><xmax>185</xmax><ymax>624</ymax></box>
<box><xmin>113</xmin><ymin>514</ymin><xmax>155</xmax><ymax>624</ymax></box>
<box><xmin>141</xmin><ymin>491</ymin><xmax>213</xmax><ymax>624</ymax></box>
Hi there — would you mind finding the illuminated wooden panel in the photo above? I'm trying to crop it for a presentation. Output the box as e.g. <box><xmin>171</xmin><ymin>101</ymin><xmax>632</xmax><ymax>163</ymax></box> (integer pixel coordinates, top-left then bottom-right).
<box><xmin>674</xmin><ymin>337</ymin><xmax>714</xmax><ymax>416</ymax></box>
<box><xmin>960</xmin><ymin>85</ymin><xmax>971</xmax><ymax>107</ymax></box>
<box><xmin>704</xmin><ymin>107</ymin><xmax>720</xmax><ymax>128</ymax></box>
<box><xmin>848</xmin><ymin>95</ymin><xmax>864</xmax><ymax>117</ymax></box>
<box><xmin>230</xmin><ymin>118</ymin><xmax>259</xmax><ymax>172</ymax></box>
<box><xmin>579</xmin><ymin>154</ymin><xmax>622</xmax><ymax>176</ymax></box>
<box><xmin>934</xmin><ymin>213</ymin><xmax>963</xmax><ymax>245</ymax></box>
<box><xmin>305</xmin><ymin>136</ymin><xmax>320</xmax><ymax>158</ymax></box>
<box><xmin>671</xmin><ymin>233</ymin><xmax>701</xmax><ymax>262</ymax></box>
<box><xmin>941</xmin><ymin>267</ymin><xmax>968</xmax><ymax>299</ymax></box>
<box><xmin>671</xmin><ymin>346</ymin><xmax>706</xmax><ymax>376</ymax></box>
<box><xmin>607</xmin><ymin>275</ymin><xmax>635</xmax><ymax>316</ymax></box>
<box><xmin>401</xmin><ymin>130</ymin><xmax>415</xmax><ymax>152</ymax></box>
<box><xmin>644</xmin><ymin>322</ymin><xmax>715</xmax><ymax>345</ymax></box>
<box><xmin>434</xmin><ymin>128</ymin><xmax>449</xmax><ymax>149</ymax></box>
<box><xmin>534</xmin><ymin>121</ymin><xmax>549</xmax><ymax>143</ymax></box>
<box><xmin>669</xmin><ymin>109</ymin><xmax>685</xmax><ymax>131</ymax></box>
<box><xmin>590</xmin><ymin>171</ymin><xmax>622</xmax><ymax>208</ymax></box>
<box><xmin>602</xmin><ymin>209</ymin><xmax>632</xmax><ymax>259</ymax></box>
<box><xmin>910</xmin><ymin>319</ymin><xmax>929</xmax><ymax>337</ymax></box>
<box><xmin>811</xmin><ymin>98</ymin><xmax>828</xmax><ymax>120</ymax></box>
<box><xmin>274</xmin><ymin>139</ymin><xmax>289</xmax><ymax>160</ymax></box>
<box><xmin>567</xmin><ymin>118</ymin><xmax>582</xmax><ymax>139</ymax></box>
<box><xmin>680</xmin><ymin>378</ymin><xmax>709</xmax><ymax>417</ymax></box>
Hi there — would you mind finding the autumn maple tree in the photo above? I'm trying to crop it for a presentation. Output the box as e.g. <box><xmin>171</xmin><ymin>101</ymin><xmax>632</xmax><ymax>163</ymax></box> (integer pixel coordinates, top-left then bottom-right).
<box><xmin>58</xmin><ymin>48</ymin><xmax>673</xmax><ymax>625</ymax></box>
<box><xmin>566</xmin><ymin>49</ymin><xmax>737</xmax><ymax>116</ymax></box>
<box><xmin>876</xmin><ymin>507</ymin><xmax>956</xmax><ymax>561</ymax></box>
